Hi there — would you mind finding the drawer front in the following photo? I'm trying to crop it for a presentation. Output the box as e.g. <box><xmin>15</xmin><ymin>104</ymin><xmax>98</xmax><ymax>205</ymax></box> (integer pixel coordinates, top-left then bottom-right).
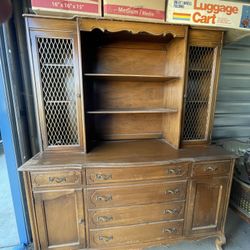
<box><xmin>87</xmin><ymin>162</ymin><xmax>190</xmax><ymax>184</ymax></box>
<box><xmin>31</xmin><ymin>170</ymin><xmax>82</xmax><ymax>188</ymax></box>
<box><xmin>87</xmin><ymin>181</ymin><xmax>187</xmax><ymax>209</ymax></box>
<box><xmin>192</xmin><ymin>160</ymin><xmax>231</xmax><ymax>177</ymax></box>
<box><xmin>88</xmin><ymin>201</ymin><xmax>185</xmax><ymax>228</ymax></box>
<box><xmin>90</xmin><ymin>221</ymin><xmax>183</xmax><ymax>248</ymax></box>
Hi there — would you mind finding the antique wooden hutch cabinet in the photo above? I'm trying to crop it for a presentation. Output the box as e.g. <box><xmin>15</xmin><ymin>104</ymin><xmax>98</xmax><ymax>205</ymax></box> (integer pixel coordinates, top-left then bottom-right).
<box><xmin>20</xmin><ymin>15</ymin><xmax>236</xmax><ymax>250</ymax></box>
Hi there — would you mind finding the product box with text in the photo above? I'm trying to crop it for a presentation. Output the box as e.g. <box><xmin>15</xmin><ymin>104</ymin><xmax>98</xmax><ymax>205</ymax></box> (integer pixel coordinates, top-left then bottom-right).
<box><xmin>31</xmin><ymin>0</ymin><xmax>101</xmax><ymax>17</ymax></box>
<box><xmin>167</xmin><ymin>0</ymin><xmax>250</xmax><ymax>30</ymax></box>
<box><xmin>103</xmin><ymin>0</ymin><xmax>166</xmax><ymax>23</ymax></box>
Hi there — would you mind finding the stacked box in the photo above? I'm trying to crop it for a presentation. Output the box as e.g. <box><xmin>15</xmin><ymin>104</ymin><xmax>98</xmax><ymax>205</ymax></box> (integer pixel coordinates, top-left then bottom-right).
<box><xmin>31</xmin><ymin>0</ymin><xmax>102</xmax><ymax>17</ymax></box>
<box><xmin>103</xmin><ymin>0</ymin><xmax>166</xmax><ymax>23</ymax></box>
<box><xmin>166</xmin><ymin>0</ymin><xmax>250</xmax><ymax>30</ymax></box>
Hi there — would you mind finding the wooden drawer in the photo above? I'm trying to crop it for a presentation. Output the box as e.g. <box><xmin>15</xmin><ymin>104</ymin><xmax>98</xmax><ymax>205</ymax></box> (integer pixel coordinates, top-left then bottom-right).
<box><xmin>89</xmin><ymin>221</ymin><xmax>183</xmax><ymax>248</ymax></box>
<box><xmin>86</xmin><ymin>162</ymin><xmax>190</xmax><ymax>185</ymax></box>
<box><xmin>31</xmin><ymin>170</ymin><xmax>82</xmax><ymax>188</ymax></box>
<box><xmin>87</xmin><ymin>181</ymin><xmax>187</xmax><ymax>209</ymax></box>
<box><xmin>192</xmin><ymin>160</ymin><xmax>231</xmax><ymax>177</ymax></box>
<box><xmin>88</xmin><ymin>201</ymin><xmax>185</xmax><ymax>228</ymax></box>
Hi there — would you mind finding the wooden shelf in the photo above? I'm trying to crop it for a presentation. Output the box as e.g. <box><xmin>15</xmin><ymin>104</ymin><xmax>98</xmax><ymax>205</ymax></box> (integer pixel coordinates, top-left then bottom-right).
<box><xmin>45</xmin><ymin>100</ymin><xmax>72</xmax><ymax>103</ymax></box>
<box><xmin>189</xmin><ymin>68</ymin><xmax>211</xmax><ymax>72</ymax></box>
<box><xmin>186</xmin><ymin>100</ymin><xmax>208</xmax><ymax>104</ymax></box>
<box><xmin>84</xmin><ymin>73</ymin><xmax>179</xmax><ymax>82</ymax></box>
<box><xmin>87</xmin><ymin>108</ymin><xmax>178</xmax><ymax>114</ymax></box>
<box><xmin>43</xmin><ymin>63</ymin><xmax>73</xmax><ymax>67</ymax></box>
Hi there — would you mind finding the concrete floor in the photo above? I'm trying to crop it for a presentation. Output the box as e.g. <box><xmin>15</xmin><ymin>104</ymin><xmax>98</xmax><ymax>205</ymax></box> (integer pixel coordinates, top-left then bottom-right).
<box><xmin>0</xmin><ymin>247</ymin><xmax>24</xmax><ymax>250</ymax></box>
<box><xmin>0</xmin><ymin>146</ymin><xmax>19</xmax><ymax>248</ymax></box>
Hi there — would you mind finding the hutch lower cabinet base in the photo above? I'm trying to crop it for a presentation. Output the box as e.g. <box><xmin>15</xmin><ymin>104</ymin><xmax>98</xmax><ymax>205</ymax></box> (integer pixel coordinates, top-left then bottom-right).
<box><xmin>21</xmin><ymin>140</ymin><xmax>235</xmax><ymax>250</ymax></box>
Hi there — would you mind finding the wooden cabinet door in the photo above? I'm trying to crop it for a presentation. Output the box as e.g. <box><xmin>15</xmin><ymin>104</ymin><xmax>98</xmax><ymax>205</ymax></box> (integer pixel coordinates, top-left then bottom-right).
<box><xmin>34</xmin><ymin>189</ymin><xmax>85</xmax><ymax>249</ymax></box>
<box><xmin>182</xmin><ymin>30</ymin><xmax>223</xmax><ymax>145</ymax></box>
<box><xmin>27</xmin><ymin>19</ymin><xmax>84</xmax><ymax>151</ymax></box>
<box><xmin>185</xmin><ymin>177</ymin><xmax>228</xmax><ymax>235</ymax></box>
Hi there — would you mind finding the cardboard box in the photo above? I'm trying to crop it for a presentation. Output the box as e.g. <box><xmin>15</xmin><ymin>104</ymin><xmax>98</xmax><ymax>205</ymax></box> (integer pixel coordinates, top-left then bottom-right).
<box><xmin>167</xmin><ymin>0</ymin><xmax>250</xmax><ymax>30</ymax></box>
<box><xmin>103</xmin><ymin>0</ymin><xmax>166</xmax><ymax>23</ymax></box>
<box><xmin>31</xmin><ymin>0</ymin><xmax>102</xmax><ymax>17</ymax></box>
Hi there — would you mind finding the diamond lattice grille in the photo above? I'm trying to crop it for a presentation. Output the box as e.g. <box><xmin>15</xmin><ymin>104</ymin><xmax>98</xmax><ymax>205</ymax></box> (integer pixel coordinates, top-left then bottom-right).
<box><xmin>37</xmin><ymin>37</ymin><xmax>79</xmax><ymax>146</ymax></box>
<box><xmin>183</xmin><ymin>46</ymin><xmax>214</xmax><ymax>141</ymax></box>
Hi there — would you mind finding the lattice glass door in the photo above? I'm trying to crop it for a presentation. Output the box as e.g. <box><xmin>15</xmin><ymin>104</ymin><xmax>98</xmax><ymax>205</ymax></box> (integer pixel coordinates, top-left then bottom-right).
<box><xmin>182</xmin><ymin>46</ymin><xmax>215</xmax><ymax>142</ymax></box>
<box><xmin>30</xmin><ymin>31</ymin><xmax>82</xmax><ymax>150</ymax></box>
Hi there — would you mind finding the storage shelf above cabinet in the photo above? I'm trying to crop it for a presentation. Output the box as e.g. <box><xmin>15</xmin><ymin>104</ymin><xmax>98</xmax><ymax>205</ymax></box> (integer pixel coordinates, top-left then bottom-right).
<box><xmin>189</xmin><ymin>68</ymin><xmax>211</xmax><ymax>72</ymax></box>
<box><xmin>87</xmin><ymin>108</ymin><xmax>178</xmax><ymax>114</ymax></box>
<box><xmin>45</xmin><ymin>100</ymin><xmax>72</xmax><ymax>103</ymax></box>
<box><xmin>186</xmin><ymin>100</ymin><xmax>208</xmax><ymax>104</ymax></box>
<box><xmin>42</xmin><ymin>63</ymin><xmax>74</xmax><ymax>67</ymax></box>
<box><xmin>84</xmin><ymin>73</ymin><xmax>179</xmax><ymax>82</ymax></box>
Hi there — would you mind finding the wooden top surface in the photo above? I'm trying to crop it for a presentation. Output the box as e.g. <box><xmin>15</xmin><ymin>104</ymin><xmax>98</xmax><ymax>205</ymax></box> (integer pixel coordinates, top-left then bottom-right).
<box><xmin>19</xmin><ymin>139</ymin><xmax>236</xmax><ymax>171</ymax></box>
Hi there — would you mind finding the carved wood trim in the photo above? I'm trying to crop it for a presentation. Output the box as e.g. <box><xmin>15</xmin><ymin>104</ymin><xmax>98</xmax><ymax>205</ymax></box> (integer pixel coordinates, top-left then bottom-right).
<box><xmin>79</xmin><ymin>18</ymin><xmax>187</xmax><ymax>38</ymax></box>
<box><xmin>25</xmin><ymin>16</ymin><xmax>187</xmax><ymax>38</ymax></box>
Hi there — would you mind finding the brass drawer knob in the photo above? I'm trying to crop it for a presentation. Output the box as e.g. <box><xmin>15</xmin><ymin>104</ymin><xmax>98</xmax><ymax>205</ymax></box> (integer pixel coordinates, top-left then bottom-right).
<box><xmin>168</xmin><ymin>168</ymin><xmax>182</xmax><ymax>175</ymax></box>
<box><xmin>97</xmin><ymin>216</ymin><xmax>113</xmax><ymax>222</ymax></box>
<box><xmin>164</xmin><ymin>209</ymin><xmax>179</xmax><ymax>215</ymax></box>
<box><xmin>48</xmin><ymin>177</ymin><xmax>66</xmax><ymax>183</ymax></box>
<box><xmin>95</xmin><ymin>173</ymin><xmax>112</xmax><ymax>181</ymax></box>
<box><xmin>99</xmin><ymin>235</ymin><xmax>113</xmax><ymax>242</ymax></box>
<box><xmin>78</xmin><ymin>218</ymin><xmax>85</xmax><ymax>225</ymax></box>
<box><xmin>205</xmin><ymin>166</ymin><xmax>218</xmax><ymax>172</ymax></box>
<box><xmin>96</xmin><ymin>195</ymin><xmax>112</xmax><ymax>202</ymax></box>
<box><xmin>163</xmin><ymin>228</ymin><xmax>177</xmax><ymax>234</ymax></box>
<box><xmin>166</xmin><ymin>189</ymin><xmax>180</xmax><ymax>195</ymax></box>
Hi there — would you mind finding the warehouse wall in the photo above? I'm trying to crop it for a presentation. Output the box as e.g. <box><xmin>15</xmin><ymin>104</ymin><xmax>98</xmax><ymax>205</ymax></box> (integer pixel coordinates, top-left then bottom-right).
<box><xmin>212</xmin><ymin>36</ymin><xmax>250</xmax><ymax>140</ymax></box>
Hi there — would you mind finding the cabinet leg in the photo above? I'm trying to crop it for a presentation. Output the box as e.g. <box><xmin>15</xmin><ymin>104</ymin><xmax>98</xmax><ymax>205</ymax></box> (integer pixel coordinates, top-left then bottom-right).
<box><xmin>215</xmin><ymin>234</ymin><xmax>226</xmax><ymax>250</ymax></box>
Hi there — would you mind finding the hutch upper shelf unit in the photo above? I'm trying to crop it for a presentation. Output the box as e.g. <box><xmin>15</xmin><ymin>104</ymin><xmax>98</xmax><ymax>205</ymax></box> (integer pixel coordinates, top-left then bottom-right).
<box><xmin>21</xmin><ymin>16</ymin><xmax>235</xmax><ymax>250</ymax></box>
<box><xmin>81</xmin><ymin>21</ymin><xmax>187</xmax><ymax>150</ymax></box>
<box><xmin>29</xmin><ymin>17</ymin><xmax>187</xmax><ymax>151</ymax></box>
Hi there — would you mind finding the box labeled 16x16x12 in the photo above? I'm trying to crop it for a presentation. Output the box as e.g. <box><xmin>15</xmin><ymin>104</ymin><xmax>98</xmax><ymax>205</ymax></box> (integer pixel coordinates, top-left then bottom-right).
<box><xmin>31</xmin><ymin>0</ymin><xmax>102</xmax><ymax>17</ymax></box>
